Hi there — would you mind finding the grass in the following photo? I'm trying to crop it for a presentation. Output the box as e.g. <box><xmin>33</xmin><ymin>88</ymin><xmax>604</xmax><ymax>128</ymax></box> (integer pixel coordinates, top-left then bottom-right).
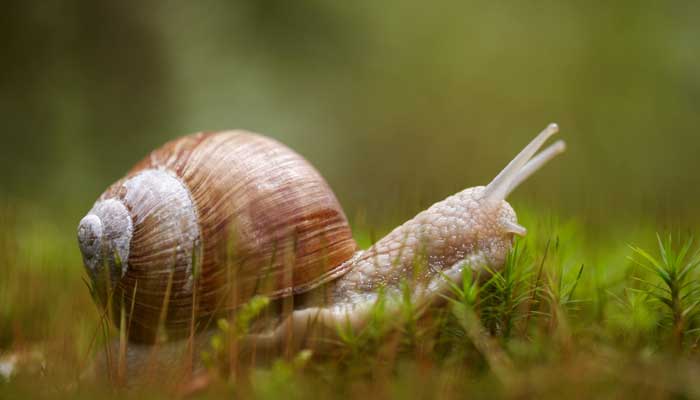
<box><xmin>3</xmin><ymin>204</ymin><xmax>700</xmax><ymax>398</ymax></box>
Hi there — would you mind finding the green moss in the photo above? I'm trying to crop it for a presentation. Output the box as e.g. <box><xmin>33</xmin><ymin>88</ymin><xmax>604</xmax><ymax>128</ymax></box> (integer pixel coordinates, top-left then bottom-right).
<box><xmin>3</xmin><ymin>206</ymin><xmax>700</xmax><ymax>399</ymax></box>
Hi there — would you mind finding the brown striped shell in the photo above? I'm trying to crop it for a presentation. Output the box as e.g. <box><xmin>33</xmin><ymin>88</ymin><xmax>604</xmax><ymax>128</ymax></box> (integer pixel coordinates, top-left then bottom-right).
<box><xmin>77</xmin><ymin>131</ymin><xmax>357</xmax><ymax>343</ymax></box>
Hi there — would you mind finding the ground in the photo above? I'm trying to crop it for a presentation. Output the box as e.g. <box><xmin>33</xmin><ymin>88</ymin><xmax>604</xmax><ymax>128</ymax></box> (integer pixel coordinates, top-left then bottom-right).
<box><xmin>2</xmin><ymin>207</ymin><xmax>700</xmax><ymax>399</ymax></box>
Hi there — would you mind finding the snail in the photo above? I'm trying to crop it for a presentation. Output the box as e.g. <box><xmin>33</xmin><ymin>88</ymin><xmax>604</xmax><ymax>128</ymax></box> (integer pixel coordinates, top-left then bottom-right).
<box><xmin>77</xmin><ymin>123</ymin><xmax>565</xmax><ymax>353</ymax></box>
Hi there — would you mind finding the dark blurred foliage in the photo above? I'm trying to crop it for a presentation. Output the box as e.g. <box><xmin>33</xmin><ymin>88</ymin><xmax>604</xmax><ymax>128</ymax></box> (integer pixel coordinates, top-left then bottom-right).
<box><xmin>1</xmin><ymin>1</ymin><xmax>700</xmax><ymax>230</ymax></box>
<box><xmin>0</xmin><ymin>1</ymin><xmax>177</xmax><ymax>211</ymax></box>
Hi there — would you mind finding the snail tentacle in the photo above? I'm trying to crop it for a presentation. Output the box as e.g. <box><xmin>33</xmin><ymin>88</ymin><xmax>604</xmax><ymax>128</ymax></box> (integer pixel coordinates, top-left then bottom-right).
<box><xmin>506</xmin><ymin>140</ymin><xmax>566</xmax><ymax>197</ymax></box>
<box><xmin>484</xmin><ymin>123</ymin><xmax>559</xmax><ymax>202</ymax></box>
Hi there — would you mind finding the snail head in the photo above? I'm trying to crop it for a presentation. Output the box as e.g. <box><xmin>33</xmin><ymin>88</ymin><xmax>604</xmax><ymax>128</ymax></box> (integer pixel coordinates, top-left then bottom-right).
<box><xmin>426</xmin><ymin>124</ymin><xmax>565</xmax><ymax>274</ymax></box>
<box><xmin>473</xmin><ymin>123</ymin><xmax>565</xmax><ymax>262</ymax></box>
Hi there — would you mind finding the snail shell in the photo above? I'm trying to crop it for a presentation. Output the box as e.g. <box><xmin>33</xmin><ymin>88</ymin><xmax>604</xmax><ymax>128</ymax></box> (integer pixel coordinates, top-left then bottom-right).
<box><xmin>78</xmin><ymin>131</ymin><xmax>357</xmax><ymax>343</ymax></box>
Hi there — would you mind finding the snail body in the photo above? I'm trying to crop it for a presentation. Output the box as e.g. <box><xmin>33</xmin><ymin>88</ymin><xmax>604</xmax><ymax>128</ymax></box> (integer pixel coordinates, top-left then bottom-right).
<box><xmin>78</xmin><ymin>124</ymin><xmax>565</xmax><ymax>349</ymax></box>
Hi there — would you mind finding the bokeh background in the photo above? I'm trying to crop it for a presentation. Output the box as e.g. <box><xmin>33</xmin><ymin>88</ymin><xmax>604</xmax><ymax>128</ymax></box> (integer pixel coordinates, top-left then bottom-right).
<box><xmin>2</xmin><ymin>0</ymin><xmax>700</xmax><ymax>237</ymax></box>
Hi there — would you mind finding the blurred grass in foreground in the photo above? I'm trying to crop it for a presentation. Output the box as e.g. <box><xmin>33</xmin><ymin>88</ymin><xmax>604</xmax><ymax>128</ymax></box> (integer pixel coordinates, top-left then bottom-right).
<box><xmin>2</xmin><ymin>203</ymin><xmax>700</xmax><ymax>399</ymax></box>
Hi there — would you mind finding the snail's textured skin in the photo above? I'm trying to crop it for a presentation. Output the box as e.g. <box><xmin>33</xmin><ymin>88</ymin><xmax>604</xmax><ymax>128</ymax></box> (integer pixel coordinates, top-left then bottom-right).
<box><xmin>331</xmin><ymin>186</ymin><xmax>516</xmax><ymax>305</ymax></box>
<box><xmin>239</xmin><ymin>187</ymin><xmax>520</xmax><ymax>353</ymax></box>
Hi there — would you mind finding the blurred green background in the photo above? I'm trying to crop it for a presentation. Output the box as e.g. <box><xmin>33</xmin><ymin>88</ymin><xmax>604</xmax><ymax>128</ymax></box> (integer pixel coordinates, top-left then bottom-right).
<box><xmin>3</xmin><ymin>3</ymin><xmax>700</xmax><ymax>394</ymax></box>
<box><xmin>2</xmin><ymin>0</ymin><xmax>700</xmax><ymax>233</ymax></box>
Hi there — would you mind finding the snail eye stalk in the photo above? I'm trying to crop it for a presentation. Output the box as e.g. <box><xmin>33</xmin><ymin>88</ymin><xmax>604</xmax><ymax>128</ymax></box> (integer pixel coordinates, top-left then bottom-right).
<box><xmin>484</xmin><ymin>123</ymin><xmax>564</xmax><ymax>203</ymax></box>
<box><xmin>506</xmin><ymin>140</ymin><xmax>566</xmax><ymax>198</ymax></box>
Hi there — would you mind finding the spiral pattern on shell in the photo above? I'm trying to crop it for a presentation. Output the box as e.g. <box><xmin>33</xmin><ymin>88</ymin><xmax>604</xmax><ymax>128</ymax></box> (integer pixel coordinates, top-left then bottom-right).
<box><xmin>77</xmin><ymin>131</ymin><xmax>357</xmax><ymax>343</ymax></box>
